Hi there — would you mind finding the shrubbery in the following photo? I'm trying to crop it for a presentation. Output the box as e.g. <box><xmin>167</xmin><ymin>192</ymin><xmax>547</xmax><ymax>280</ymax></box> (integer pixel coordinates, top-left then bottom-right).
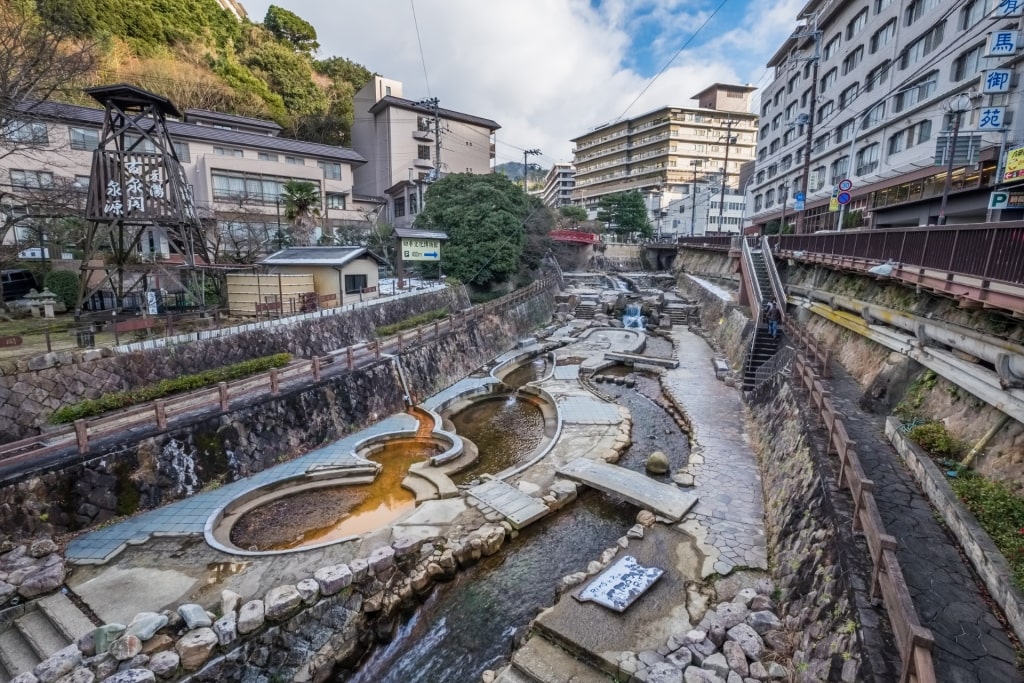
<box><xmin>950</xmin><ymin>471</ymin><xmax>1024</xmax><ymax>589</ymax></box>
<box><xmin>51</xmin><ymin>353</ymin><xmax>291</xmax><ymax>423</ymax></box>
<box><xmin>907</xmin><ymin>421</ymin><xmax>966</xmax><ymax>458</ymax></box>
<box><xmin>44</xmin><ymin>270</ymin><xmax>80</xmax><ymax>308</ymax></box>
<box><xmin>376</xmin><ymin>309</ymin><xmax>449</xmax><ymax>337</ymax></box>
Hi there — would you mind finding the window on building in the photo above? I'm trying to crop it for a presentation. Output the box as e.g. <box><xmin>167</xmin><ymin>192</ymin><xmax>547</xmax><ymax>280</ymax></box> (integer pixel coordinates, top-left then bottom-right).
<box><xmin>393</xmin><ymin>196</ymin><xmax>406</xmax><ymax>218</ymax></box>
<box><xmin>756</xmin><ymin>170</ymin><xmax>766</xmax><ymax>183</ymax></box>
<box><xmin>10</xmin><ymin>169</ymin><xmax>53</xmax><ymax>188</ymax></box>
<box><xmin>894</xmin><ymin>71</ymin><xmax>938</xmax><ymax>112</ymax></box>
<box><xmin>847</xmin><ymin>8</ymin><xmax>869</xmax><ymax>38</ymax></box>
<box><xmin>326</xmin><ymin>192</ymin><xmax>346</xmax><ymax>209</ymax></box>
<box><xmin>823</xmin><ymin>34</ymin><xmax>842</xmax><ymax>61</ymax></box>
<box><xmin>785</xmin><ymin>102</ymin><xmax>798</xmax><ymax>121</ymax></box>
<box><xmin>285</xmin><ymin>156</ymin><xmax>304</xmax><ymax>165</ymax></box>
<box><xmin>771</xmin><ymin>114</ymin><xmax>782</xmax><ymax>130</ymax></box>
<box><xmin>69</xmin><ymin>127</ymin><xmax>99</xmax><ymax>150</ymax></box>
<box><xmin>783</xmin><ymin>128</ymin><xmax>797</xmax><ymax>145</ymax></box>
<box><xmin>765</xmin><ymin>189</ymin><xmax>775</xmax><ymax>207</ymax></box>
<box><xmin>862</xmin><ymin>102</ymin><xmax>886</xmax><ymax>129</ymax></box>
<box><xmin>123</xmin><ymin>134</ymin><xmax>157</xmax><ymax>153</ymax></box>
<box><xmin>870</xmin><ymin>20</ymin><xmax>897</xmax><ymax>53</ymax></box>
<box><xmin>754</xmin><ymin>194</ymin><xmax>764</xmax><ymax>211</ymax></box>
<box><xmin>3</xmin><ymin>121</ymin><xmax>47</xmax><ymax>144</ymax></box>
<box><xmin>865</xmin><ymin>60</ymin><xmax>891</xmax><ymax>92</ymax></box>
<box><xmin>760</xmin><ymin>124</ymin><xmax>770</xmax><ymax>139</ymax></box>
<box><xmin>820</xmin><ymin>68</ymin><xmax>838</xmax><ymax>92</ymax></box>
<box><xmin>830</xmin><ymin>156</ymin><xmax>850</xmax><ymax>184</ymax></box>
<box><xmin>960</xmin><ymin>0</ymin><xmax>985</xmax><ymax>29</ymax></box>
<box><xmin>74</xmin><ymin>175</ymin><xmax>90</xmax><ymax>192</ymax></box>
<box><xmin>211</xmin><ymin>172</ymin><xmax>288</xmax><ymax>203</ymax></box>
<box><xmin>810</xmin><ymin>166</ymin><xmax>826</xmax><ymax>191</ymax></box>
<box><xmin>417</xmin><ymin>145</ymin><xmax>431</xmax><ymax>160</ymax></box>
<box><xmin>839</xmin><ymin>83</ymin><xmax>860</xmax><ymax>109</ymax></box>
<box><xmin>856</xmin><ymin>143</ymin><xmax>880</xmax><ymax>175</ymax></box>
<box><xmin>214</xmin><ymin>146</ymin><xmax>244</xmax><ymax>158</ymax></box>
<box><xmin>344</xmin><ymin>274</ymin><xmax>368</xmax><ymax>294</ymax></box>
<box><xmin>769</xmin><ymin>139</ymin><xmax>781</xmax><ymax>153</ymax></box>
<box><xmin>916</xmin><ymin>119</ymin><xmax>933</xmax><ymax>144</ymax></box>
<box><xmin>842</xmin><ymin>47</ymin><xmax>864</xmax><ymax>76</ymax></box>
<box><xmin>173</xmin><ymin>141</ymin><xmax>190</xmax><ymax>163</ymax></box>
<box><xmin>813</xmin><ymin>133</ymin><xmax>830</xmax><ymax>152</ymax></box>
<box><xmin>908</xmin><ymin>0</ymin><xmax>942</xmax><ymax>25</ymax></box>
<box><xmin>887</xmin><ymin>130</ymin><xmax>906</xmax><ymax>155</ymax></box>
<box><xmin>768</xmin><ymin>163</ymin><xmax>778</xmax><ymax>178</ymax></box>
<box><xmin>318</xmin><ymin>161</ymin><xmax>342</xmax><ymax>179</ymax></box>
<box><xmin>816</xmin><ymin>100</ymin><xmax>835</xmax><ymax>124</ymax></box>
<box><xmin>758</xmin><ymin>148</ymin><xmax>768</xmax><ymax>161</ymax></box>
<box><xmin>900</xmin><ymin>22</ymin><xmax>944</xmax><ymax>69</ymax></box>
<box><xmin>874</xmin><ymin>0</ymin><xmax>894</xmax><ymax>13</ymax></box>
<box><xmin>836</xmin><ymin>119</ymin><xmax>855</xmax><ymax>144</ymax></box>
<box><xmin>781</xmin><ymin>154</ymin><xmax>793</xmax><ymax>170</ymax></box>
<box><xmin>258</xmin><ymin>152</ymin><xmax>279</xmax><ymax>162</ymax></box>
<box><xmin>952</xmin><ymin>43</ymin><xmax>984</xmax><ymax>81</ymax></box>
<box><xmin>787</xmin><ymin>75</ymin><xmax>800</xmax><ymax>94</ymax></box>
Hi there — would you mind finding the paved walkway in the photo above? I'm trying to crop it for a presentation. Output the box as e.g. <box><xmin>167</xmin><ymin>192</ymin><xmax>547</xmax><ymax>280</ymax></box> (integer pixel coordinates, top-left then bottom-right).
<box><xmin>662</xmin><ymin>328</ymin><xmax>768</xmax><ymax>577</ymax></box>
<box><xmin>825</xmin><ymin>365</ymin><xmax>1021</xmax><ymax>683</ymax></box>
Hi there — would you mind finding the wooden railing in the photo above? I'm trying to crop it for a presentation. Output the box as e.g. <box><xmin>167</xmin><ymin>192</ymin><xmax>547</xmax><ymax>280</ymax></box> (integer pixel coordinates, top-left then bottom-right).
<box><xmin>786</xmin><ymin>320</ymin><xmax>935</xmax><ymax>683</ymax></box>
<box><xmin>0</xmin><ymin>278</ymin><xmax>556</xmax><ymax>469</ymax></box>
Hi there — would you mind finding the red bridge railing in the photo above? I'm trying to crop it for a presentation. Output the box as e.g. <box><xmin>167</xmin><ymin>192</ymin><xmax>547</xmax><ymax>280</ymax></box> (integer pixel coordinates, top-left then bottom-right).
<box><xmin>549</xmin><ymin>230</ymin><xmax>601</xmax><ymax>244</ymax></box>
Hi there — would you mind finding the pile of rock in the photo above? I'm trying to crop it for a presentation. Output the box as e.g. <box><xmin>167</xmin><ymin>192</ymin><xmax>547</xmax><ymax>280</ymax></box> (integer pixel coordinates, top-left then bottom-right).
<box><xmin>10</xmin><ymin>524</ymin><xmax>524</xmax><ymax>683</ymax></box>
<box><xmin>615</xmin><ymin>581</ymin><xmax>789</xmax><ymax>683</ymax></box>
<box><xmin>0</xmin><ymin>539</ymin><xmax>66</xmax><ymax>606</ymax></box>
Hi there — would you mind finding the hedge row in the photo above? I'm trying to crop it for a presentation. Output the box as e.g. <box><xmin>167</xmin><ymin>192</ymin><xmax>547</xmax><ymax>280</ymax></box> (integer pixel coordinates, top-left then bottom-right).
<box><xmin>51</xmin><ymin>353</ymin><xmax>292</xmax><ymax>424</ymax></box>
<box><xmin>376</xmin><ymin>309</ymin><xmax>450</xmax><ymax>338</ymax></box>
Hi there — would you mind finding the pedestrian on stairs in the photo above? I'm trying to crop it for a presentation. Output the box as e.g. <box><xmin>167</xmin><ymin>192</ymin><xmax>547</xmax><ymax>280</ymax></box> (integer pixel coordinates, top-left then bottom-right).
<box><xmin>766</xmin><ymin>300</ymin><xmax>781</xmax><ymax>338</ymax></box>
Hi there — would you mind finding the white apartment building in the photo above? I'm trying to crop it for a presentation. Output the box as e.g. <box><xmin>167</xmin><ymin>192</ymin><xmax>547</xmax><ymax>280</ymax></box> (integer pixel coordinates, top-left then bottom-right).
<box><xmin>351</xmin><ymin>77</ymin><xmax>500</xmax><ymax>228</ymax></box>
<box><xmin>659</xmin><ymin>186</ymin><xmax>748</xmax><ymax>237</ymax></box>
<box><xmin>749</xmin><ymin>0</ymin><xmax>1024</xmax><ymax>233</ymax></box>
<box><xmin>538</xmin><ymin>163</ymin><xmax>576</xmax><ymax>208</ymax></box>
<box><xmin>0</xmin><ymin>98</ymin><xmax>370</xmax><ymax>259</ymax></box>
<box><xmin>570</xmin><ymin>84</ymin><xmax>758</xmax><ymax>218</ymax></box>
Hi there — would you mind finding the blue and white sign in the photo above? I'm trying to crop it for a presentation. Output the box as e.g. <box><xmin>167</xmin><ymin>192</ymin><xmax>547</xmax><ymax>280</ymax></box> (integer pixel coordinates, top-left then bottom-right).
<box><xmin>987</xmin><ymin>31</ymin><xmax>1019</xmax><ymax>56</ymax></box>
<box><xmin>794</xmin><ymin>191</ymin><xmax>805</xmax><ymax>211</ymax></box>
<box><xmin>997</xmin><ymin>0</ymin><xmax>1023</xmax><ymax>17</ymax></box>
<box><xmin>984</xmin><ymin>70</ymin><xmax>1014</xmax><ymax>94</ymax></box>
<box><xmin>978</xmin><ymin>107</ymin><xmax>1007</xmax><ymax>131</ymax></box>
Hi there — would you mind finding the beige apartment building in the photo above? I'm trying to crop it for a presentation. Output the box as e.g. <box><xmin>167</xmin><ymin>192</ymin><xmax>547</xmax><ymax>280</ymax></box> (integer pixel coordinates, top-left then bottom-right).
<box><xmin>570</xmin><ymin>84</ymin><xmax>759</xmax><ymax>216</ymax></box>
<box><xmin>351</xmin><ymin>77</ymin><xmax>500</xmax><ymax>228</ymax></box>
<box><xmin>0</xmin><ymin>100</ymin><xmax>371</xmax><ymax>260</ymax></box>
<box><xmin>537</xmin><ymin>163</ymin><xmax>577</xmax><ymax>208</ymax></box>
<box><xmin>749</xmin><ymin>0</ymin><xmax>1024</xmax><ymax>233</ymax></box>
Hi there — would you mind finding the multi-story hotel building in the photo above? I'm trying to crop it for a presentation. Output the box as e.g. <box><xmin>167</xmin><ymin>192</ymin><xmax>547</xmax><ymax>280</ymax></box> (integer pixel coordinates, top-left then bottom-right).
<box><xmin>537</xmin><ymin>163</ymin><xmax>576</xmax><ymax>208</ymax></box>
<box><xmin>748</xmin><ymin>0</ymin><xmax>1024</xmax><ymax>233</ymax></box>
<box><xmin>570</xmin><ymin>84</ymin><xmax>759</xmax><ymax>217</ymax></box>
<box><xmin>0</xmin><ymin>98</ymin><xmax>370</xmax><ymax>259</ymax></box>
<box><xmin>351</xmin><ymin>77</ymin><xmax>500</xmax><ymax>228</ymax></box>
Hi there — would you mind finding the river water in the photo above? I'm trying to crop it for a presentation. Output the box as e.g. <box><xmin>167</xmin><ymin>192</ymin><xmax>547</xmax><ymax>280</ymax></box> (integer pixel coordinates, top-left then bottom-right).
<box><xmin>340</xmin><ymin>490</ymin><xmax>635</xmax><ymax>683</ymax></box>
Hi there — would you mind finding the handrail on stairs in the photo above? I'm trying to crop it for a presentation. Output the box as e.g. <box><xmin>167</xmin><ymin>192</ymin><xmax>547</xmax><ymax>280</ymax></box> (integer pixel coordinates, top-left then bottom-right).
<box><xmin>741</xmin><ymin>237</ymin><xmax>765</xmax><ymax>385</ymax></box>
<box><xmin>760</xmin><ymin>236</ymin><xmax>787</xmax><ymax>322</ymax></box>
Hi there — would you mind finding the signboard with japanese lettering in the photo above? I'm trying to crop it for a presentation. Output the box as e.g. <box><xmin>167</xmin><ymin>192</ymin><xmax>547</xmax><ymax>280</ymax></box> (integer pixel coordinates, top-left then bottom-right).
<box><xmin>989</xmin><ymin>190</ymin><xmax>1024</xmax><ymax>210</ymax></box>
<box><xmin>401</xmin><ymin>238</ymin><xmax>441</xmax><ymax>261</ymax></box>
<box><xmin>997</xmin><ymin>0</ymin><xmax>1023</xmax><ymax>17</ymax></box>
<box><xmin>1002</xmin><ymin>145</ymin><xmax>1024</xmax><ymax>182</ymax></box>
<box><xmin>987</xmin><ymin>31</ymin><xmax>1019</xmax><ymax>56</ymax></box>
<box><xmin>978</xmin><ymin>107</ymin><xmax>1007</xmax><ymax>131</ymax></box>
<box><xmin>984</xmin><ymin>70</ymin><xmax>1014</xmax><ymax>93</ymax></box>
<box><xmin>86</xmin><ymin>151</ymin><xmax>195</xmax><ymax>223</ymax></box>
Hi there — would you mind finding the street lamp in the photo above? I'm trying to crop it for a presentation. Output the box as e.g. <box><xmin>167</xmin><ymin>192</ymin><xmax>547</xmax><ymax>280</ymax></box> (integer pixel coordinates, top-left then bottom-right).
<box><xmin>523</xmin><ymin>149</ymin><xmax>541</xmax><ymax>191</ymax></box>
<box><xmin>937</xmin><ymin>91</ymin><xmax>979</xmax><ymax>226</ymax></box>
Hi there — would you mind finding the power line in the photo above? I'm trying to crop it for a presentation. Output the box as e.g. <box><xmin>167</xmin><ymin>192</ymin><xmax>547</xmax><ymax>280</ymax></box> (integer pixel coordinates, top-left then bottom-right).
<box><xmin>410</xmin><ymin>0</ymin><xmax>432</xmax><ymax>97</ymax></box>
<box><xmin>615</xmin><ymin>0</ymin><xmax>731</xmax><ymax>122</ymax></box>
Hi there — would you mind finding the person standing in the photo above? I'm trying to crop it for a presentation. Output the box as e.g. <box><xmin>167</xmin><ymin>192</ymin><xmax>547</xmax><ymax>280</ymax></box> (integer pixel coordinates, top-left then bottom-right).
<box><xmin>767</xmin><ymin>300</ymin><xmax>781</xmax><ymax>338</ymax></box>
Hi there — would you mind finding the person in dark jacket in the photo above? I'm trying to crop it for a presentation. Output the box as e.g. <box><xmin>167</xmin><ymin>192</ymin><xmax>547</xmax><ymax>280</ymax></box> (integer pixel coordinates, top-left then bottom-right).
<box><xmin>766</xmin><ymin>300</ymin><xmax>781</xmax><ymax>338</ymax></box>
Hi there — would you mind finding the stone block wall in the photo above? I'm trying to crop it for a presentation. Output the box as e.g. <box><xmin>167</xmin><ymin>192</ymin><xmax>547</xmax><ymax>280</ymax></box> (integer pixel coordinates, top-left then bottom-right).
<box><xmin>747</xmin><ymin>376</ymin><xmax>898</xmax><ymax>682</ymax></box>
<box><xmin>0</xmin><ymin>287</ymin><xmax>470</xmax><ymax>442</ymax></box>
<box><xmin>0</xmin><ymin>283</ymin><xmax>557</xmax><ymax>542</ymax></box>
<box><xmin>677</xmin><ymin>273</ymin><xmax>751</xmax><ymax>371</ymax></box>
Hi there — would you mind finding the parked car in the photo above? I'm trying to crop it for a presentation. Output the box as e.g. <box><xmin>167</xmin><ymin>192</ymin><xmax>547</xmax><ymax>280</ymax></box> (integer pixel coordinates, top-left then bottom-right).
<box><xmin>1</xmin><ymin>269</ymin><xmax>39</xmax><ymax>302</ymax></box>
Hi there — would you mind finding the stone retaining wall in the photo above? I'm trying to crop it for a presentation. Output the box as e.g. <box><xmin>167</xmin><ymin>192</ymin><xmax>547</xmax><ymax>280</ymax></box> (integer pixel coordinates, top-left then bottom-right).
<box><xmin>0</xmin><ymin>287</ymin><xmax>470</xmax><ymax>443</ymax></box>
<box><xmin>676</xmin><ymin>273</ymin><xmax>750</xmax><ymax>372</ymax></box>
<box><xmin>747</xmin><ymin>376</ymin><xmax>897</xmax><ymax>682</ymax></box>
<box><xmin>0</xmin><ymin>285</ymin><xmax>556</xmax><ymax>543</ymax></box>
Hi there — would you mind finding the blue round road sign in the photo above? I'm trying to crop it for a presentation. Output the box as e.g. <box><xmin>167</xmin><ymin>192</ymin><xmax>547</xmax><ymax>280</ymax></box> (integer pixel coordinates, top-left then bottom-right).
<box><xmin>837</xmin><ymin>179</ymin><xmax>853</xmax><ymax>192</ymax></box>
<box><xmin>837</xmin><ymin>191</ymin><xmax>852</xmax><ymax>205</ymax></box>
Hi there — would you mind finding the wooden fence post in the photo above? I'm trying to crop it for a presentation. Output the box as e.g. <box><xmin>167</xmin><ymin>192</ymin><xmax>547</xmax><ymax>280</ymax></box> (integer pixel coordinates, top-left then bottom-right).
<box><xmin>348</xmin><ymin>346</ymin><xmax>354</xmax><ymax>370</ymax></box>
<box><xmin>155</xmin><ymin>400</ymin><xmax>167</xmax><ymax>430</ymax></box>
<box><xmin>398</xmin><ymin>332</ymin><xmax>404</xmax><ymax>353</ymax></box>
<box><xmin>375</xmin><ymin>339</ymin><xmax>381</xmax><ymax>359</ymax></box>
<box><xmin>75</xmin><ymin>419</ymin><xmax>88</xmax><ymax>454</ymax></box>
<box><xmin>312</xmin><ymin>357</ymin><xmax>321</xmax><ymax>382</ymax></box>
<box><xmin>270</xmin><ymin>368</ymin><xmax>280</xmax><ymax>395</ymax></box>
<box><xmin>219</xmin><ymin>382</ymin><xmax>229</xmax><ymax>411</ymax></box>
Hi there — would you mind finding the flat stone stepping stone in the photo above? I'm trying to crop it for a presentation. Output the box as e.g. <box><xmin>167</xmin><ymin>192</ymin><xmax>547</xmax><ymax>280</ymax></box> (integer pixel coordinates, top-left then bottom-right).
<box><xmin>604</xmin><ymin>351</ymin><xmax>678</xmax><ymax>368</ymax></box>
<box><xmin>558</xmin><ymin>397</ymin><xmax>621</xmax><ymax>425</ymax></box>
<box><xmin>558</xmin><ymin>458</ymin><xmax>698</xmax><ymax>522</ymax></box>
<box><xmin>467</xmin><ymin>480</ymin><xmax>548</xmax><ymax>529</ymax></box>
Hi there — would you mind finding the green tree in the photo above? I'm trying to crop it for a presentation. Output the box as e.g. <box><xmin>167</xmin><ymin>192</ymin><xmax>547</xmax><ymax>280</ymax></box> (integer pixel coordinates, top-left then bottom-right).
<box><xmin>415</xmin><ymin>173</ymin><xmax>531</xmax><ymax>288</ymax></box>
<box><xmin>263</xmin><ymin>5</ymin><xmax>318</xmax><ymax>54</ymax></box>
<box><xmin>596</xmin><ymin>191</ymin><xmax>652</xmax><ymax>239</ymax></box>
<box><xmin>281</xmin><ymin>180</ymin><xmax>321</xmax><ymax>246</ymax></box>
<box><xmin>559</xmin><ymin>205</ymin><xmax>588</xmax><ymax>223</ymax></box>
<box><xmin>315</xmin><ymin>56</ymin><xmax>374</xmax><ymax>92</ymax></box>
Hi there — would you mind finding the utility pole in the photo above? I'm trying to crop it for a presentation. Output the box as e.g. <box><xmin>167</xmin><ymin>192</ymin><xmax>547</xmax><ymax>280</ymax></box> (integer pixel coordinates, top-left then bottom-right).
<box><xmin>793</xmin><ymin>14</ymin><xmax>821</xmax><ymax>235</ymax></box>
<box><xmin>416</xmin><ymin>97</ymin><xmax>442</xmax><ymax>180</ymax></box>
<box><xmin>523</xmin><ymin>149</ymin><xmax>541</xmax><ymax>191</ymax></box>
<box><xmin>717</xmin><ymin>119</ymin><xmax>737</xmax><ymax>233</ymax></box>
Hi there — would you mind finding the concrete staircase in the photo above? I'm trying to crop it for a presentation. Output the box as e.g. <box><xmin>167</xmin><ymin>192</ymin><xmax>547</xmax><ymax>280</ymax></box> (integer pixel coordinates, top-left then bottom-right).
<box><xmin>0</xmin><ymin>592</ymin><xmax>97</xmax><ymax>682</ymax></box>
<box><xmin>573</xmin><ymin>300</ymin><xmax>598</xmax><ymax>320</ymax></box>
<box><xmin>495</xmin><ymin>632</ymin><xmax>611</xmax><ymax>683</ymax></box>
<box><xmin>741</xmin><ymin>249</ymin><xmax>782</xmax><ymax>392</ymax></box>
<box><xmin>663</xmin><ymin>304</ymin><xmax>695</xmax><ymax>326</ymax></box>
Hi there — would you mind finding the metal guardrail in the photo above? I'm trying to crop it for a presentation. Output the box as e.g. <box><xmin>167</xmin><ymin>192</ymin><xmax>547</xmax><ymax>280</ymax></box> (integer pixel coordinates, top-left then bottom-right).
<box><xmin>0</xmin><ymin>278</ymin><xmax>555</xmax><ymax>467</ymax></box>
<box><xmin>787</xmin><ymin>320</ymin><xmax>936</xmax><ymax>683</ymax></box>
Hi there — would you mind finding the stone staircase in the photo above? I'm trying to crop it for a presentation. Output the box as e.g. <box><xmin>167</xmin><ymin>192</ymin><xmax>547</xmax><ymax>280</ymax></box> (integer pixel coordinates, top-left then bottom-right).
<box><xmin>664</xmin><ymin>304</ymin><xmax>695</xmax><ymax>326</ymax></box>
<box><xmin>495</xmin><ymin>631</ymin><xmax>610</xmax><ymax>683</ymax></box>
<box><xmin>0</xmin><ymin>592</ymin><xmax>98</xmax><ymax>682</ymax></box>
<box><xmin>573</xmin><ymin>300</ymin><xmax>598</xmax><ymax>320</ymax></box>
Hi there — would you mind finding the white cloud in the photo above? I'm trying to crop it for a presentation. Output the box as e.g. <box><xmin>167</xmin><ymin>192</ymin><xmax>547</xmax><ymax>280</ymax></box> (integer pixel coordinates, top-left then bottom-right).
<box><xmin>242</xmin><ymin>0</ymin><xmax>799</xmax><ymax>166</ymax></box>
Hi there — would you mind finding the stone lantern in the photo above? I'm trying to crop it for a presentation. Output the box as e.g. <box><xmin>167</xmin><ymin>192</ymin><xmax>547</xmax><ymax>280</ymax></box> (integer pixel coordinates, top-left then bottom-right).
<box><xmin>24</xmin><ymin>288</ymin><xmax>58</xmax><ymax>318</ymax></box>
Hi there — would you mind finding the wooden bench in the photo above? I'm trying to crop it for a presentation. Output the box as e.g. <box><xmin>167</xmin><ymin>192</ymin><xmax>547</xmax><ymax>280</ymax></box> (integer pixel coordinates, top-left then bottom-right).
<box><xmin>113</xmin><ymin>317</ymin><xmax>159</xmax><ymax>334</ymax></box>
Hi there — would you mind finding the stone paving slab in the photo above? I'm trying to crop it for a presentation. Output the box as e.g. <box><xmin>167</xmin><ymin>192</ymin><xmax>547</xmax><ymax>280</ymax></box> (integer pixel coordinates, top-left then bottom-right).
<box><xmin>553</xmin><ymin>365</ymin><xmax>579</xmax><ymax>380</ymax></box>
<box><xmin>558</xmin><ymin>459</ymin><xmax>697</xmax><ymax>522</ymax></box>
<box><xmin>823</xmin><ymin>366</ymin><xmax>1021</xmax><ymax>683</ymax></box>
<box><xmin>662</xmin><ymin>328</ymin><xmax>767</xmax><ymax>577</ymax></box>
<box><xmin>557</xmin><ymin>396</ymin><xmax>622</xmax><ymax>425</ymax></box>
<box><xmin>467</xmin><ymin>480</ymin><xmax>549</xmax><ymax>529</ymax></box>
<box><xmin>65</xmin><ymin>412</ymin><xmax>419</xmax><ymax>564</ymax></box>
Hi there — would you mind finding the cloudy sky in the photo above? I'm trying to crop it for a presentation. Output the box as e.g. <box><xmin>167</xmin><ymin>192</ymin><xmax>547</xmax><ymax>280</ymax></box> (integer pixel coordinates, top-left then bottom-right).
<box><xmin>242</xmin><ymin>0</ymin><xmax>804</xmax><ymax>168</ymax></box>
